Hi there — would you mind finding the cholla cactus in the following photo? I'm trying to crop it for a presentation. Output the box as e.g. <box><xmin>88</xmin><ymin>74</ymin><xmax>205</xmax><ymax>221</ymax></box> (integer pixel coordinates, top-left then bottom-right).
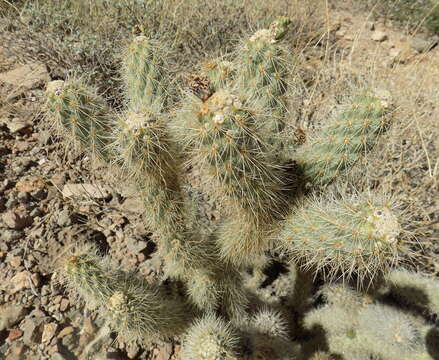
<box><xmin>44</xmin><ymin>17</ymin><xmax>439</xmax><ymax>360</ymax></box>
<box><xmin>60</xmin><ymin>246</ymin><xmax>190</xmax><ymax>343</ymax></box>
<box><xmin>182</xmin><ymin>313</ymin><xmax>240</xmax><ymax>360</ymax></box>
<box><xmin>279</xmin><ymin>193</ymin><xmax>404</xmax><ymax>283</ymax></box>
<box><xmin>297</xmin><ymin>90</ymin><xmax>392</xmax><ymax>186</ymax></box>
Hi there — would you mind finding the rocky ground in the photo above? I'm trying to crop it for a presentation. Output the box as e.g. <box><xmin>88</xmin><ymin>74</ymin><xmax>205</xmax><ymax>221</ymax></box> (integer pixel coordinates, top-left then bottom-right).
<box><xmin>0</xmin><ymin>7</ymin><xmax>438</xmax><ymax>360</ymax></box>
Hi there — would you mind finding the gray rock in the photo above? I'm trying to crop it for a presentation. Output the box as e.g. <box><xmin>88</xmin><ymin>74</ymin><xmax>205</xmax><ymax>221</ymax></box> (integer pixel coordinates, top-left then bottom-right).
<box><xmin>62</xmin><ymin>183</ymin><xmax>111</xmax><ymax>199</ymax></box>
<box><xmin>4</xmin><ymin>118</ymin><xmax>31</xmax><ymax>134</ymax></box>
<box><xmin>126</xmin><ymin>237</ymin><xmax>148</xmax><ymax>253</ymax></box>
<box><xmin>21</xmin><ymin>317</ymin><xmax>44</xmax><ymax>345</ymax></box>
<box><xmin>0</xmin><ymin>304</ymin><xmax>27</xmax><ymax>331</ymax></box>
<box><xmin>371</xmin><ymin>30</ymin><xmax>388</xmax><ymax>42</ymax></box>
<box><xmin>57</xmin><ymin>208</ymin><xmax>72</xmax><ymax>227</ymax></box>
<box><xmin>2</xmin><ymin>210</ymin><xmax>33</xmax><ymax>230</ymax></box>
<box><xmin>0</xmin><ymin>63</ymin><xmax>50</xmax><ymax>98</ymax></box>
<box><xmin>411</xmin><ymin>35</ymin><xmax>439</xmax><ymax>53</ymax></box>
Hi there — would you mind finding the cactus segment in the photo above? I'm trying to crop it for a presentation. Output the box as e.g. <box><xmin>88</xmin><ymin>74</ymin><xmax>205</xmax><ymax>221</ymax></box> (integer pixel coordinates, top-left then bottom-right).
<box><xmin>385</xmin><ymin>269</ymin><xmax>439</xmax><ymax>316</ymax></box>
<box><xmin>297</xmin><ymin>90</ymin><xmax>392</xmax><ymax>185</ymax></box>
<box><xmin>61</xmin><ymin>247</ymin><xmax>189</xmax><ymax>343</ymax></box>
<box><xmin>111</xmin><ymin>109</ymin><xmax>179</xmax><ymax>183</ymax></box>
<box><xmin>45</xmin><ymin>79</ymin><xmax>113</xmax><ymax>161</ymax></box>
<box><xmin>279</xmin><ymin>194</ymin><xmax>402</xmax><ymax>283</ymax></box>
<box><xmin>123</xmin><ymin>36</ymin><xmax>167</xmax><ymax>110</ymax></box>
<box><xmin>181</xmin><ymin>90</ymin><xmax>286</xmax><ymax>220</ymax></box>
<box><xmin>235</xmin><ymin>18</ymin><xmax>292</xmax><ymax>151</ymax></box>
<box><xmin>182</xmin><ymin>313</ymin><xmax>240</xmax><ymax>360</ymax></box>
<box><xmin>202</xmin><ymin>60</ymin><xmax>234</xmax><ymax>90</ymax></box>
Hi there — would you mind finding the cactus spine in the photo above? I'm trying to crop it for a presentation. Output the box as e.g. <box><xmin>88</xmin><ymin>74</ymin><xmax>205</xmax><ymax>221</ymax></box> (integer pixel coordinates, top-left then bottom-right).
<box><xmin>297</xmin><ymin>90</ymin><xmax>392</xmax><ymax>186</ymax></box>
<box><xmin>279</xmin><ymin>194</ymin><xmax>402</xmax><ymax>281</ymax></box>
<box><xmin>61</xmin><ymin>246</ymin><xmax>190</xmax><ymax>343</ymax></box>
<box><xmin>182</xmin><ymin>313</ymin><xmax>240</xmax><ymax>360</ymax></box>
<box><xmin>42</xmin><ymin>17</ymin><xmax>439</xmax><ymax>360</ymax></box>
<box><xmin>45</xmin><ymin>79</ymin><xmax>113</xmax><ymax>161</ymax></box>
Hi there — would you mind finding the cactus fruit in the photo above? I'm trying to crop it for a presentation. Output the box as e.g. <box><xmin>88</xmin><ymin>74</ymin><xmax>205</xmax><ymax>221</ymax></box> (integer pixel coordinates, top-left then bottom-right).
<box><xmin>297</xmin><ymin>90</ymin><xmax>392</xmax><ymax>186</ymax></box>
<box><xmin>60</xmin><ymin>246</ymin><xmax>190</xmax><ymax>343</ymax></box>
<box><xmin>182</xmin><ymin>313</ymin><xmax>240</xmax><ymax>360</ymax></box>
<box><xmin>45</xmin><ymin>79</ymin><xmax>113</xmax><ymax>161</ymax></box>
<box><xmin>279</xmin><ymin>194</ymin><xmax>403</xmax><ymax>283</ymax></box>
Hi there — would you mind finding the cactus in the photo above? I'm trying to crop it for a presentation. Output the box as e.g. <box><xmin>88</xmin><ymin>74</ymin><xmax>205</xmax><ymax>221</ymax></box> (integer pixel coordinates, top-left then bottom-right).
<box><xmin>43</xmin><ymin>17</ymin><xmax>439</xmax><ymax>360</ymax></box>
<box><xmin>122</xmin><ymin>36</ymin><xmax>167</xmax><ymax>110</ymax></box>
<box><xmin>297</xmin><ymin>90</ymin><xmax>392</xmax><ymax>186</ymax></box>
<box><xmin>384</xmin><ymin>269</ymin><xmax>439</xmax><ymax>316</ymax></box>
<box><xmin>60</xmin><ymin>246</ymin><xmax>190</xmax><ymax>343</ymax></box>
<box><xmin>246</xmin><ymin>308</ymin><xmax>295</xmax><ymax>359</ymax></box>
<box><xmin>279</xmin><ymin>193</ymin><xmax>403</xmax><ymax>283</ymax></box>
<box><xmin>235</xmin><ymin>17</ymin><xmax>292</xmax><ymax>152</ymax></box>
<box><xmin>45</xmin><ymin>79</ymin><xmax>113</xmax><ymax>161</ymax></box>
<box><xmin>182</xmin><ymin>313</ymin><xmax>240</xmax><ymax>360</ymax></box>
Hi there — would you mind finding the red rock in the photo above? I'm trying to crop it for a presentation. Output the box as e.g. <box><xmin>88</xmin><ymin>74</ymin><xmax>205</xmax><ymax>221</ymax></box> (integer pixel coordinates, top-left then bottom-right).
<box><xmin>7</xmin><ymin>328</ymin><xmax>23</xmax><ymax>342</ymax></box>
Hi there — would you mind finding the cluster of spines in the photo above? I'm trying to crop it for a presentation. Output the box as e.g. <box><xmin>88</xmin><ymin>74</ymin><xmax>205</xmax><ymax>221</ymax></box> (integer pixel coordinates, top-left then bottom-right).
<box><xmin>122</xmin><ymin>36</ymin><xmax>167</xmax><ymax>110</ymax></box>
<box><xmin>176</xmin><ymin>89</ymin><xmax>287</xmax><ymax>265</ymax></box>
<box><xmin>279</xmin><ymin>193</ymin><xmax>403</xmax><ymax>283</ymax></box>
<box><xmin>182</xmin><ymin>313</ymin><xmax>240</xmax><ymax>360</ymax></box>
<box><xmin>245</xmin><ymin>308</ymin><xmax>294</xmax><ymax>359</ymax></box>
<box><xmin>45</xmin><ymin>79</ymin><xmax>113</xmax><ymax>161</ymax></box>
<box><xmin>297</xmin><ymin>90</ymin><xmax>392</xmax><ymax>186</ymax></box>
<box><xmin>61</xmin><ymin>246</ymin><xmax>190</xmax><ymax>343</ymax></box>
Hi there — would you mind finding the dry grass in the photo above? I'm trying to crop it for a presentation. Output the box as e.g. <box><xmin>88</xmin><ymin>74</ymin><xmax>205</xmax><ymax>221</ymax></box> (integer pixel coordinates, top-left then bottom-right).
<box><xmin>0</xmin><ymin>0</ymin><xmax>325</xmax><ymax>103</ymax></box>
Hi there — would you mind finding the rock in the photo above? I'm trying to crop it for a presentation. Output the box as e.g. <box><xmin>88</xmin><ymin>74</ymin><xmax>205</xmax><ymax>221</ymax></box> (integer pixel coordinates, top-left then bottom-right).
<box><xmin>62</xmin><ymin>183</ymin><xmax>111</xmax><ymax>200</ymax></box>
<box><xmin>121</xmin><ymin>197</ymin><xmax>144</xmax><ymax>214</ymax></box>
<box><xmin>389</xmin><ymin>47</ymin><xmax>402</xmax><ymax>58</ymax></box>
<box><xmin>57</xmin><ymin>209</ymin><xmax>71</xmax><ymax>227</ymax></box>
<box><xmin>0</xmin><ymin>63</ymin><xmax>50</xmax><ymax>98</ymax></box>
<box><xmin>8</xmin><ymin>344</ymin><xmax>26</xmax><ymax>357</ymax></box>
<box><xmin>126</xmin><ymin>237</ymin><xmax>148</xmax><ymax>253</ymax></box>
<box><xmin>16</xmin><ymin>176</ymin><xmax>46</xmax><ymax>193</ymax></box>
<box><xmin>371</xmin><ymin>30</ymin><xmax>387</xmax><ymax>42</ymax></box>
<box><xmin>156</xmin><ymin>343</ymin><xmax>173</xmax><ymax>360</ymax></box>
<box><xmin>31</xmin><ymin>272</ymin><xmax>41</xmax><ymax>288</ymax></box>
<box><xmin>8</xmin><ymin>255</ymin><xmax>22</xmax><ymax>268</ymax></box>
<box><xmin>83</xmin><ymin>317</ymin><xmax>96</xmax><ymax>335</ymax></box>
<box><xmin>0</xmin><ymin>304</ymin><xmax>27</xmax><ymax>331</ymax></box>
<box><xmin>335</xmin><ymin>28</ymin><xmax>347</xmax><ymax>38</ymax></box>
<box><xmin>42</xmin><ymin>322</ymin><xmax>58</xmax><ymax>344</ymax></box>
<box><xmin>57</xmin><ymin>326</ymin><xmax>74</xmax><ymax>339</ymax></box>
<box><xmin>9</xmin><ymin>271</ymin><xmax>30</xmax><ymax>293</ymax></box>
<box><xmin>7</xmin><ymin>328</ymin><xmax>23</xmax><ymax>342</ymax></box>
<box><xmin>51</xmin><ymin>353</ymin><xmax>68</xmax><ymax>360</ymax></box>
<box><xmin>21</xmin><ymin>317</ymin><xmax>44</xmax><ymax>345</ymax></box>
<box><xmin>4</xmin><ymin>118</ymin><xmax>31</xmax><ymax>134</ymax></box>
<box><xmin>59</xmin><ymin>298</ymin><xmax>69</xmax><ymax>312</ymax></box>
<box><xmin>411</xmin><ymin>35</ymin><xmax>439</xmax><ymax>53</ymax></box>
<box><xmin>366</xmin><ymin>21</ymin><xmax>375</xmax><ymax>31</ymax></box>
<box><xmin>2</xmin><ymin>210</ymin><xmax>33</xmax><ymax>230</ymax></box>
